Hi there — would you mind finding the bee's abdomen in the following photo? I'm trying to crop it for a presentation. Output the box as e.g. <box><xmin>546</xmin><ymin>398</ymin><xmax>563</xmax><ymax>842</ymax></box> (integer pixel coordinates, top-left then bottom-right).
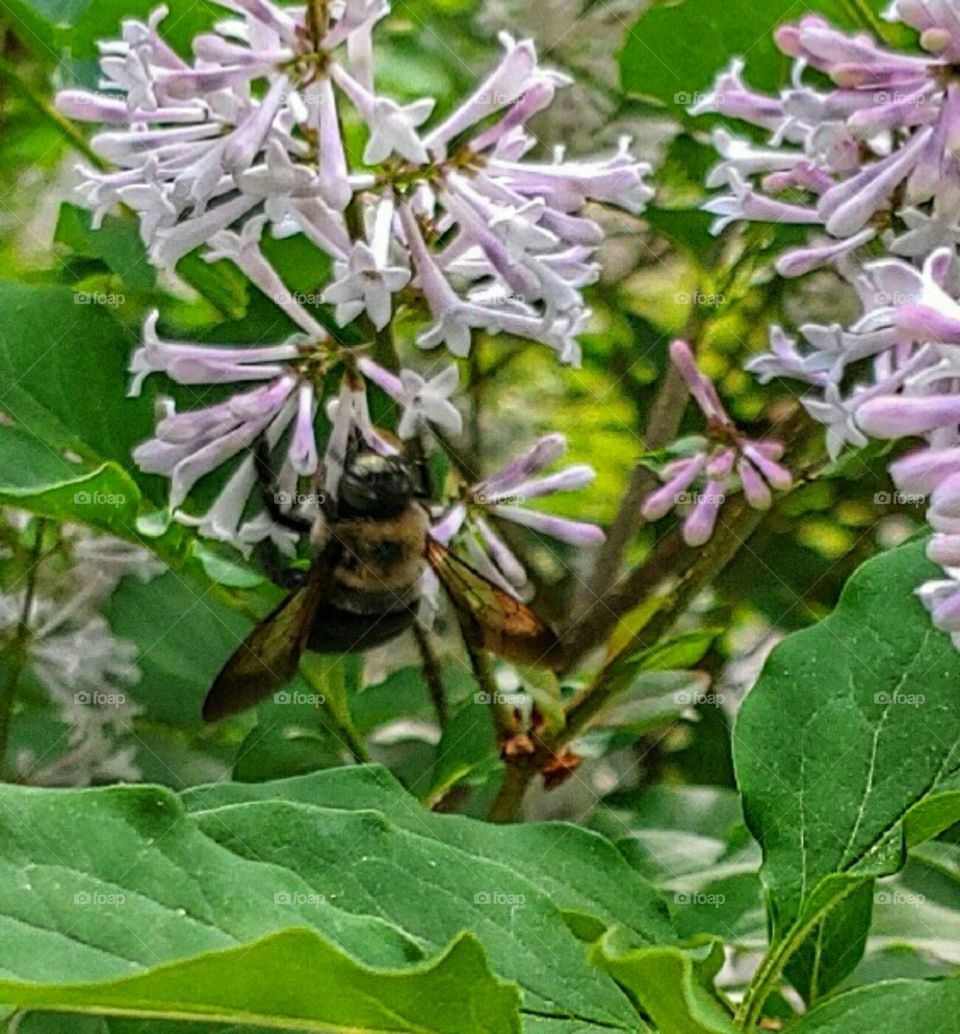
<box><xmin>307</xmin><ymin>603</ymin><xmax>416</xmax><ymax>654</ymax></box>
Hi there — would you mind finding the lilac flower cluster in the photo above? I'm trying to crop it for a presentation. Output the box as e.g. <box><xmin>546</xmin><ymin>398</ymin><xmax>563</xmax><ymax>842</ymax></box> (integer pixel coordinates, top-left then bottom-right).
<box><xmin>642</xmin><ymin>342</ymin><xmax>792</xmax><ymax>546</ymax></box>
<box><xmin>59</xmin><ymin>0</ymin><xmax>651</xmax><ymax>363</ymax></box>
<box><xmin>59</xmin><ymin>1</ymin><xmax>638</xmax><ymax>595</ymax></box>
<box><xmin>697</xmin><ymin>2</ymin><xmax>960</xmax><ymax>644</ymax></box>
<box><xmin>696</xmin><ymin>5</ymin><xmax>960</xmax><ymax>276</ymax></box>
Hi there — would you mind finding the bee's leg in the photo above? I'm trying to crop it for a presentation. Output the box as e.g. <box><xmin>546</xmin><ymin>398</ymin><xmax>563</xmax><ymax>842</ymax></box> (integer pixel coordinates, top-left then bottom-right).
<box><xmin>253</xmin><ymin>436</ymin><xmax>313</xmax><ymax>534</ymax></box>
<box><xmin>252</xmin><ymin>540</ymin><xmax>308</xmax><ymax>589</ymax></box>
<box><xmin>408</xmin><ymin>434</ymin><xmax>434</xmax><ymax>500</ymax></box>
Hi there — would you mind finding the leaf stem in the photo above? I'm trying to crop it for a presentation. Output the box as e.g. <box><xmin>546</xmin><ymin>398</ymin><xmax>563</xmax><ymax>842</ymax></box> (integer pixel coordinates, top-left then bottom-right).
<box><xmin>735</xmin><ymin>881</ymin><xmax>868</xmax><ymax>1030</ymax></box>
<box><xmin>0</xmin><ymin>58</ymin><xmax>106</xmax><ymax>170</ymax></box>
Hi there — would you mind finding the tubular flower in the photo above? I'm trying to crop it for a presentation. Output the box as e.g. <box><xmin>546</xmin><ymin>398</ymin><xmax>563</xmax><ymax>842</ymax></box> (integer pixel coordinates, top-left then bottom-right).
<box><xmin>426</xmin><ymin>434</ymin><xmax>605</xmax><ymax>604</ymax></box>
<box><xmin>643</xmin><ymin>342</ymin><xmax>793</xmax><ymax>547</ymax></box>
<box><xmin>57</xmin><ymin>3</ymin><xmax>653</xmax><ymax>363</ymax></box>
<box><xmin>696</xmin><ymin>7</ymin><xmax>960</xmax><ymax>274</ymax></box>
<box><xmin>748</xmin><ymin>244</ymin><xmax>960</xmax><ymax>643</ymax></box>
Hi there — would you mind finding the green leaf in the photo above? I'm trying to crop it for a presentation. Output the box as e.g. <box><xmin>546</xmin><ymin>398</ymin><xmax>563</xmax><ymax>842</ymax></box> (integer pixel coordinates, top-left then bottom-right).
<box><xmin>103</xmin><ymin>571</ymin><xmax>252</xmax><ymax>729</ymax></box>
<box><xmin>427</xmin><ymin>697</ymin><xmax>496</xmax><ymax>801</ymax></box>
<box><xmin>592</xmin><ymin>932</ymin><xmax>736</xmax><ymax>1034</ymax></box>
<box><xmin>0</xmin><ymin>280</ymin><xmax>155</xmax><ymax>499</ymax></box>
<box><xmin>787</xmin><ymin>976</ymin><xmax>960</xmax><ymax>1033</ymax></box>
<box><xmin>54</xmin><ymin>205</ymin><xmax>155</xmax><ymax>292</ymax></box>
<box><xmin>0</xmin><ymin>929</ymin><xmax>520</xmax><ymax>1033</ymax></box>
<box><xmin>0</xmin><ymin>427</ymin><xmax>141</xmax><ymax>537</ymax></box>
<box><xmin>0</xmin><ymin>768</ymin><xmax>675</xmax><ymax>1031</ymax></box>
<box><xmin>734</xmin><ymin>538</ymin><xmax>960</xmax><ymax>1006</ymax></box>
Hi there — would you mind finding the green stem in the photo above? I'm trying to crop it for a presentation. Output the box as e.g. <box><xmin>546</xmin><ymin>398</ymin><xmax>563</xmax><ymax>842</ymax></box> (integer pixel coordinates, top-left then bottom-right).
<box><xmin>0</xmin><ymin>520</ymin><xmax>46</xmax><ymax>781</ymax></box>
<box><xmin>735</xmin><ymin>881</ymin><xmax>867</xmax><ymax>1030</ymax></box>
<box><xmin>300</xmin><ymin>654</ymin><xmax>370</xmax><ymax>763</ymax></box>
<box><xmin>0</xmin><ymin>58</ymin><xmax>106</xmax><ymax>170</ymax></box>
<box><xmin>306</xmin><ymin>0</ymin><xmax>330</xmax><ymax>49</ymax></box>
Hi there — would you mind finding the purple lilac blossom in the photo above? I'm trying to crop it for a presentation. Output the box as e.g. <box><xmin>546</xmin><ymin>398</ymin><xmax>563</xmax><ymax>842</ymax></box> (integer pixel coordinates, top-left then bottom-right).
<box><xmin>642</xmin><ymin>341</ymin><xmax>793</xmax><ymax>547</ymax></box>
<box><xmin>57</xmin><ymin>1</ymin><xmax>653</xmax><ymax>363</ymax></box>
<box><xmin>695</xmin><ymin>8</ymin><xmax>960</xmax><ymax>274</ymax></box>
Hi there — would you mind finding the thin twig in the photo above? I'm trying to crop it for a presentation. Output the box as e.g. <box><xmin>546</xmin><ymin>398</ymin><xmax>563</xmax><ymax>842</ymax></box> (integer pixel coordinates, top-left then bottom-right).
<box><xmin>413</xmin><ymin>623</ymin><xmax>448</xmax><ymax>728</ymax></box>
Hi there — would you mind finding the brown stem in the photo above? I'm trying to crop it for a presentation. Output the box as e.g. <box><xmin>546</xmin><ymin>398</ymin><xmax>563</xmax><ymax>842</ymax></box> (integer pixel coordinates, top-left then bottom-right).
<box><xmin>413</xmin><ymin>623</ymin><xmax>448</xmax><ymax>728</ymax></box>
<box><xmin>578</xmin><ymin>347</ymin><xmax>689</xmax><ymax>611</ymax></box>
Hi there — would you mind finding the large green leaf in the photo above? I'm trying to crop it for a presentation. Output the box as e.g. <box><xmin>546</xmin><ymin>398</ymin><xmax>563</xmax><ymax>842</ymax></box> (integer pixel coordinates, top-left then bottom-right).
<box><xmin>787</xmin><ymin>976</ymin><xmax>960</xmax><ymax>1033</ymax></box>
<box><xmin>0</xmin><ymin>930</ymin><xmax>519</xmax><ymax>1033</ymax></box>
<box><xmin>0</xmin><ymin>768</ymin><xmax>674</xmax><ymax>1030</ymax></box>
<box><xmin>734</xmin><ymin>538</ymin><xmax>960</xmax><ymax>1004</ymax></box>
<box><xmin>592</xmin><ymin>933</ymin><xmax>736</xmax><ymax>1034</ymax></box>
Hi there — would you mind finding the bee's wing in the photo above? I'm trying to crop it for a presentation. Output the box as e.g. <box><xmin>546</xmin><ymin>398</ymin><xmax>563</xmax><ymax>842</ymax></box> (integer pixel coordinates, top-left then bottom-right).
<box><xmin>426</xmin><ymin>539</ymin><xmax>564</xmax><ymax>670</ymax></box>
<box><xmin>202</xmin><ymin>568</ymin><xmax>326</xmax><ymax>722</ymax></box>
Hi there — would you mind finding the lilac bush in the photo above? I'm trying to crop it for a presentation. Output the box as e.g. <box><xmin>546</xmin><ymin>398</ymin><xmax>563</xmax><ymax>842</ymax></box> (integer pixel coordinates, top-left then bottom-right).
<box><xmin>695</xmin><ymin>0</ymin><xmax>960</xmax><ymax>646</ymax></box>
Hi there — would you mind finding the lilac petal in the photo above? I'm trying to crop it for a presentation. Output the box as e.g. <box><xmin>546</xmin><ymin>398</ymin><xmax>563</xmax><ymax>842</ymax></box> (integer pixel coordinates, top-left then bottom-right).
<box><xmin>431</xmin><ymin>503</ymin><xmax>468</xmax><ymax>546</ymax></box>
<box><xmin>890</xmin><ymin>446</ymin><xmax>960</xmax><ymax>495</ymax></box>
<box><xmin>477</xmin><ymin>517</ymin><xmax>527</xmax><ymax>588</ymax></box>
<box><xmin>928</xmin><ymin>534</ymin><xmax>960</xmax><ymax>567</ymax></box>
<box><xmin>486</xmin><ymin>465</ymin><xmax>595</xmax><ymax>504</ymax></box>
<box><xmin>739</xmin><ymin>457</ymin><xmax>773</xmax><ymax>510</ymax></box>
<box><xmin>641</xmin><ymin>456</ymin><xmax>705</xmax><ymax>521</ymax></box>
<box><xmin>670</xmin><ymin>340</ymin><xmax>727</xmax><ymax>421</ymax></box>
<box><xmin>818</xmin><ymin>128</ymin><xmax>933</xmax><ymax>236</ymax></box>
<box><xmin>311</xmin><ymin>76</ymin><xmax>352</xmax><ymax>211</ymax></box>
<box><xmin>476</xmin><ymin>434</ymin><xmax>567</xmax><ymax>496</ymax></box>
<box><xmin>741</xmin><ymin>444</ymin><xmax>793</xmax><ymax>491</ymax></box>
<box><xmin>929</xmin><ymin>584</ymin><xmax>960</xmax><ymax>632</ymax></box>
<box><xmin>775</xmin><ymin>229</ymin><xmax>876</xmax><ymax>278</ymax></box>
<box><xmin>288</xmin><ymin>383</ymin><xmax>318</xmax><ymax>475</ymax></box>
<box><xmin>683</xmin><ymin>488</ymin><xmax>723</xmax><ymax>547</ymax></box>
<box><xmin>857</xmin><ymin>394</ymin><xmax>960</xmax><ymax>437</ymax></box>
<box><xmin>491</xmin><ymin>503</ymin><xmax>605</xmax><ymax>546</ymax></box>
<box><xmin>425</xmin><ymin>34</ymin><xmax>541</xmax><ymax>153</ymax></box>
<box><xmin>357</xmin><ymin>357</ymin><xmax>403</xmax><ymax>397</ymax></box>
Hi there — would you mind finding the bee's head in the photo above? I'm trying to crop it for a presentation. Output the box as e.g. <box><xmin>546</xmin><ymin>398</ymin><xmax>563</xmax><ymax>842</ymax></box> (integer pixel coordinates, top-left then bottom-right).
<box><xmin>338</xmin><ymin>450</ymin><xmax>416</xmax><ymax>518</ymax></box>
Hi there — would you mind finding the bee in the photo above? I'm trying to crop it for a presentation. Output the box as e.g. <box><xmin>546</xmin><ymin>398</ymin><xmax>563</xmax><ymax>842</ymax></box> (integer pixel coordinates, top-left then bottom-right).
<box><xmin>202</xmin><ymin>436</ymin><xmax>564</xmax><ymax>720</ymax></box>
